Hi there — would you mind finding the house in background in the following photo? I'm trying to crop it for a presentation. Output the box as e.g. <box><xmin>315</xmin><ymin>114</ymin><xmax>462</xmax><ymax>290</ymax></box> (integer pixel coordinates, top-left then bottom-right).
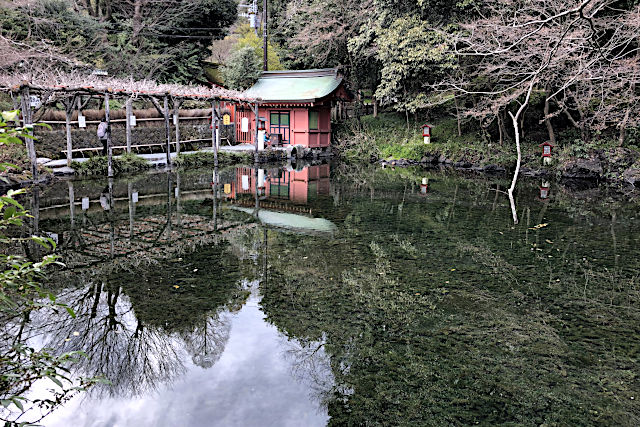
<box><xmin>237</xmin><ymin>68</ymin><xmax>352</xmax><ymax>154</ymax></box>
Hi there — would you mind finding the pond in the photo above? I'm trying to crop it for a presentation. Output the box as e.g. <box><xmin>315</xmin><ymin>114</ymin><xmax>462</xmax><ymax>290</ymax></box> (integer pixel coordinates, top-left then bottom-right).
<box><xmin>10</xmin><ymin>162</ymin><xmax>640</xmax><ymax>425</ymax></box>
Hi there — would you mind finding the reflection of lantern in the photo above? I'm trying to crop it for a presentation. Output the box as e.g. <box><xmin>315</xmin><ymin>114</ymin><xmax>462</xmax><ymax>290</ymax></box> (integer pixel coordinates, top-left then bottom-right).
<box><xmin>420</xmin><ymin>177</ymin><xmax>429</xmax><ymax>195</ymax></box>
<box><xmin>421</xmin><ymin>124</ymin><xmax>432</xmax><ymax>144</ymax></box>
<box><xmin>540</xmin><ymin>180</ymin><xmax>550</xmax><ymax>200</ymax></box>
<box><xmin>540</xmin><ymin>142</ymin><xmax>554</xmax><ymax>165</ymax></box>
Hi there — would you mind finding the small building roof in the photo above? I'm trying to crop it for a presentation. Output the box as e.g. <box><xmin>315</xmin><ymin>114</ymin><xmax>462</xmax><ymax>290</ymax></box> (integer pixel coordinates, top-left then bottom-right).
<box><xmin>244</xmin><ymin>68</ymin><xmax>349</xmax><ymax>104</ymax></box>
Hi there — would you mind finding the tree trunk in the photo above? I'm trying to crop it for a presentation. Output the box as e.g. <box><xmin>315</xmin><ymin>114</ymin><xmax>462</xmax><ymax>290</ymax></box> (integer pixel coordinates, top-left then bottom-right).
<box><xmin>508</xmin><ymin>111</ymin><xmax>522</xmax><ymax>225</ymax></box>
<box><xmin>544</xmin><ymin>85</ymin><xmax>556</xmax><ymax>144</ymax></box>
<box><xmin>454</xmin><ymin>94</ymin><xmax>462</xmax><ymax>137</ymax></box>
<box><xmin>497</xmin><ymin>112</ymin><xmax>503</xmax><ymax>146</ymax></box>
<box><xmin>507</xmin><ymin>81</ymin><xmax>535</xmax><ymax>225</ymax></box>
<box><xmin>132</xmin><ymin>0</ymin><xmax>145</xmax><ymax>46</ymax></box>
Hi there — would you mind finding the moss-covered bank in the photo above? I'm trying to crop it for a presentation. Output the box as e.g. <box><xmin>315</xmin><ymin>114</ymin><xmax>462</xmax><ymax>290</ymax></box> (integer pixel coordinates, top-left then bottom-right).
<box><xmin>334</xmin><ymin>113</ymin><xmax>640</xmax><ymax>186</ymax></box>
<box><xmin>72</xmin><ymin>153</ymin><xmax>152</xmax><ymax>176</ymax></box>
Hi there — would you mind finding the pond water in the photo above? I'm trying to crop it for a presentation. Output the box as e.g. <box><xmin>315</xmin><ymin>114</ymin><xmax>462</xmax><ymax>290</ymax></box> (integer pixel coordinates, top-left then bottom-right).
<box><xmin>13</xmin><ymin>162</ymin><xmax>640</xmax><ymax>425</ymax></box>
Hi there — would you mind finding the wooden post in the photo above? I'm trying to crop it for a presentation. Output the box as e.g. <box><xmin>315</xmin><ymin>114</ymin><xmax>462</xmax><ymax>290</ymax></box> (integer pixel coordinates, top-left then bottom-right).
<box><xmin>212</xmin><ymin>101</ymin><xmax>218</xmax><ymax>167</ymax></box>
<box><xmin>215</xmin><ymin>101</ymin><xmax>221</xmax><ymax>158</ymax></box>
<box><xmin>174</xmin><ymin>98</ymin><xmax>182</xmax><ymax>155</ymax></box>
<box><xmin>20</xmin><ymin>86</ymin><xmax>38</xmax><ymax>181</ymax></box>
<box><xmin>253</xmin><ymin>102</ymin><xmax>259</xmax><ymax>160</ymax></box>
<box><xmin>163</xmin><ymin>95</ymin><xmax>171</xmax><ymax>166</ymax></box>
<box><xmin>64</xmin><ymin>96</ymin><xmax>75</xmax><ymax>167</ymax></box>
<box><xmin>105</xmin><ymin>92</ymin><xmax>113</xmax><ymax>178</ymax></box>
<box><xmin>126</xmin><ymin>97</ymin><xmax>132</xmax><ymax>153</ymax></box>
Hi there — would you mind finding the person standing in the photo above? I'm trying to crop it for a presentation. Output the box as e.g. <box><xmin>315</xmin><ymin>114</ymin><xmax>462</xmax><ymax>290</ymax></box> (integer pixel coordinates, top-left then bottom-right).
<box><xmin>97</xmin><ymin>119</ymin><xmax>109</xmax><ymax>155</ymax></box>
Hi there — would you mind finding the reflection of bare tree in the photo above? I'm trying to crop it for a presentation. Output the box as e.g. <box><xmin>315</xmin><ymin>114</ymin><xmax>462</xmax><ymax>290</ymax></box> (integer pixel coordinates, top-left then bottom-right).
<box><xmin>181</xmin><ymin>315</ymin><xmax>231</xmax><ymax>369</ymax></box>
<box><xmin>26</xmin><ymin>283</ymin><xmax>232</xmax><ymax>398</ymax></box>
<box><xmin>281</xmin><ymin>335</ymin><xmax>335</xmax><ymax>410</ymax></box>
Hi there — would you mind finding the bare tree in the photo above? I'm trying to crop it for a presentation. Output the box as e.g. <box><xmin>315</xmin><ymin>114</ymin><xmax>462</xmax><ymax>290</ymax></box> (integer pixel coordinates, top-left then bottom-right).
<box><xmin>445</xmin><ymin>0</ymin><xmax>640</xmax><ymax>223</ymax></box>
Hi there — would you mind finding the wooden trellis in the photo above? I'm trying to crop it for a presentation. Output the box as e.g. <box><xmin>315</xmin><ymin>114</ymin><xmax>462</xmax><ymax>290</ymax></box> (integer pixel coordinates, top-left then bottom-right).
<box><xmin>1</xmin><ymin>73</ymin><xmax>262</xmax><ymax>178</ymax></box>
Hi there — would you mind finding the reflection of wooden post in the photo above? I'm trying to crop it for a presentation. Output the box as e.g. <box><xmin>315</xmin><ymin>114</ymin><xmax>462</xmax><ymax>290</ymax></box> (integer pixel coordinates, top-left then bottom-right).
<box><xmin>128</xmin><ymin>182</ymin><xmax>135</xmax><ymax>239</ymax></box>
<box><xmin>212</xmin><ymin>167</ymin><xmax>218</xmax><ymax>231</ymax></box>
<box><xmin>176</xmin><ymin>171</ymin><xmax>182</xmax><ymax>226</ymax></box>
<box><xmin>254</xmin><ymin>166</ymin><xmax>259</xmax><ymax>216</ymax></box>
<box><xmin>163</xmin><ymin>95</ymin><xmax>171</xmax><ymax>166</ymax></box>
<box><xmin>212</xmin><ymin>101</ymin><xmax>218</xmax><ymax>167</ymax></box>
<box><xmin>108</xmin><ymin>177</ymin><xmax>115</xmax><ymax>258</ymax></box>
<box><xmin>20</xmin><ymin>86</ymin><xmax>38</xmax><ymax>181</ymax></box>
<box><xmin>126</xmin><ymin>97</ymin><xmax>132</xmax><ymax>153</ymax></box>
<box><xmin>166</xmin><ymin>172</ymin><xmax>172</xmax><ymax>240</ymax></box>
<box><xmin>68</xmin><ymin>181</ymin><xmax>75</xmax><ymax>229</ymax></box>
<box><xmin>105</xmin><ymin>92</ymin><xmax>113</xmax><ymax>178</ymax></box>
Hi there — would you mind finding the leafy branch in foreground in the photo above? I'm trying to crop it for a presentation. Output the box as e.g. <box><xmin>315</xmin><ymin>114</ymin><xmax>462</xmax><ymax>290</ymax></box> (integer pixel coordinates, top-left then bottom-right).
<box><xmin>1</xmin><ymin>110</ymin><xmax>101</xmax><ymax>426</ymax></box>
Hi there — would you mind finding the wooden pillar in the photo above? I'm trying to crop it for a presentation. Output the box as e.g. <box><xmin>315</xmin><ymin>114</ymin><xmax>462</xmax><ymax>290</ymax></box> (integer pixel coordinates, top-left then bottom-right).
<box><xmin>126</xmin><ymin>97</ymin><xmax>133</xmax><ymax>153</ymax></box>
<box><xmin>253</xmin><ymin>102</ymin><xmax>259</xmax><ymax>161</ymax></box>
<box><xmin>163</xmin><ymin>95</ymin><xmax>171</xmax><ymax>166</ymax></box>
<box><xmin>64</xmin><ymin>96</ymin><xmax>75</xmax><ymax>167</ymax></box>
<box><xmin>105</xmin><ymin>92</ymin><xmax>113</xmax><ymax>178</ymax></box>
<box><xmin>212</xmin><ymin>101</ymin><xmax>218</xmax><ymax>168</ymax></box>
<box><xmin>20</xmin><ymin>86</ymin><xmax>38</xmax><ymax>181</ymax></box>
<box><xmin>216</xmin><ymin>101</ymin><xmax>221</xmax><ymax>157</ymax></box>
<box><xmin>174</xmin><ymin>98</ymin><xmax>182</xmax><ymax>155</ymax></box>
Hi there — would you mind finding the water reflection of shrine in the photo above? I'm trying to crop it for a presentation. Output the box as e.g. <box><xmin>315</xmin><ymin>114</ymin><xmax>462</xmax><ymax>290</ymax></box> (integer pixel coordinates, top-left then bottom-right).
<box><xmin>224</xmin><ymin>164</ymin><xmax>331</xmax><ymax>208</ymax></box>
<box><xmin>30</xmin><ymin>163</ymin><xmax>336</xmax><ymax>275</ymax></box>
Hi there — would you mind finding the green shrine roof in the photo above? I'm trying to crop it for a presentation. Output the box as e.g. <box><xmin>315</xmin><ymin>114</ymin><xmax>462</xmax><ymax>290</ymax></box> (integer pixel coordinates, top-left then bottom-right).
<box><xmin>244</xmin><ymin>68</ymin><xmax>344</xmax><ymax>103</ymax></box>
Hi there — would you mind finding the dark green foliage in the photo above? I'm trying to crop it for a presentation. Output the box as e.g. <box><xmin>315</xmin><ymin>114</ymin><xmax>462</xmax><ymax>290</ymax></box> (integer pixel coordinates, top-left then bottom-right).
<box><xmin>1</xmin><ymin>0</ymin><xmax>238</xmax><ymax>84</ymax></box>
<box><xmin>220</xmin><ymin>47</ymin><xmax>262</xmax><ymax>90</ymax></box>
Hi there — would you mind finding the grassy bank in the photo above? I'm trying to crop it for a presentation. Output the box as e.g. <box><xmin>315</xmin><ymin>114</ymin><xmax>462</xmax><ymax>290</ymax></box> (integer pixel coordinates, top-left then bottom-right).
<box><xmin>72</xmin><ymin>153</ymin><xmax>151</xmax><ymax>176</ymax></box>
<box><xmin>334</xmin><ymin>113</ymin><xmax>640</xmax><ymax>179</ymax></box>
<box><xmin>173</xmin><ymin>151</ymin><xmax>252</xmax><ymax>168</ymax></box>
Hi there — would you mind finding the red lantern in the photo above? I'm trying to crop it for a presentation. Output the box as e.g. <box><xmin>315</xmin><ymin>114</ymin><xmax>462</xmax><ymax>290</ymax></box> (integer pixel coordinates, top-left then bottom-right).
<box><xmin>539</xmin><ymin>142</ymin><xmax>554</xmax><ymax>157</ymax></box>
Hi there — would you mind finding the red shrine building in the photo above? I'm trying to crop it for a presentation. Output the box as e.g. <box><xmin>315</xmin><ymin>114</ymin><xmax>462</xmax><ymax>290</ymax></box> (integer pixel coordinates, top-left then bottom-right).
<box><xmin>234</xmin><ymin>68</ymin><xmax>352</xmax><ymax>150</ymax></box>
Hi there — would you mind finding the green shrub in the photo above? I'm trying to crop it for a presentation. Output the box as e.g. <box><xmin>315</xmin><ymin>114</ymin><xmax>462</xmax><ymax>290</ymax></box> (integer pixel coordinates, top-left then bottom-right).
<box><xmin>174</xmin><ymin>151</ymin><xmax>252</xmax><ymax>168</ymax></box>
<box><xmin>72</xmin><ymin>153</ymin><xmax>151</xmax><ymax>176</ymax></box>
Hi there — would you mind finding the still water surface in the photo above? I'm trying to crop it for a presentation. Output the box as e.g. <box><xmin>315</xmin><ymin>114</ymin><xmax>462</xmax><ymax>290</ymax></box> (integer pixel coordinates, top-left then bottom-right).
<box><xmin>18</xmin><ymin>163</ymin><xmax>640</xmax><ymax>425</ymax></box>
